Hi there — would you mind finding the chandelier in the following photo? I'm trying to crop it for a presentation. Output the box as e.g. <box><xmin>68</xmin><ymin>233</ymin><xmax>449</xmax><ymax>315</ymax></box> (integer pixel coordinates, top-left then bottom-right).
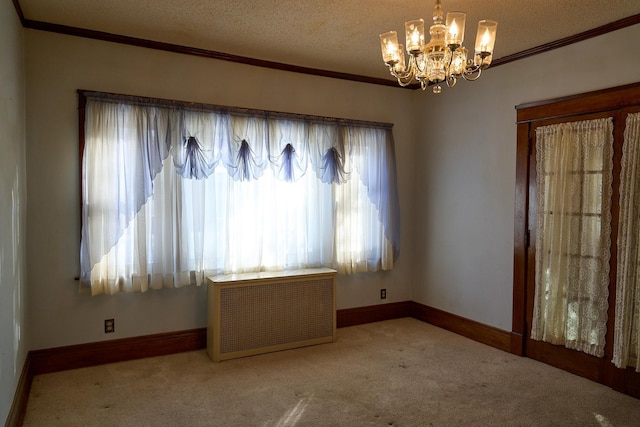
<box><xmin>379</xmin><ymin>0</ymin><xmax>497</xmax><ymax>93</ymax></box>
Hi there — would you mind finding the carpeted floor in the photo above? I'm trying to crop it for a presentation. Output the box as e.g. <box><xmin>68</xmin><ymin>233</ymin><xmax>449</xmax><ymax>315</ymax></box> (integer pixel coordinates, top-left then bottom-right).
<box><xmin>23</xmin><ymin>318</ymin><xmax>640</xmax><ymax>426</ymax></box>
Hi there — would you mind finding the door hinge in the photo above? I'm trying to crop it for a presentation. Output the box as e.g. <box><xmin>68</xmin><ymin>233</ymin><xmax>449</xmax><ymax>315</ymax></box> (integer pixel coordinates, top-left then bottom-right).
<box><xmin>525</xmin><ymin>229</ymin><xmax>531</xmax><ymax>248</ymax></box>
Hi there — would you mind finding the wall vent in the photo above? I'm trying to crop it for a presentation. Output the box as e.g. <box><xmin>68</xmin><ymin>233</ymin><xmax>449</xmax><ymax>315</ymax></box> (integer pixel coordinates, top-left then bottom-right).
<box><xmin>207</xmin><ymin>268</ymin><xmax>336</xmax><ymax>361</ymax></box>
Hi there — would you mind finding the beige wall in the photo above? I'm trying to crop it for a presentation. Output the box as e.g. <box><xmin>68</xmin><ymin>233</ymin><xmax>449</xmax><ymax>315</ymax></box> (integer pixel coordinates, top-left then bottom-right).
<box><xmin>411</xmin><ymin>24</ymin><xmax>640</xmax><ymax>331</ymax></box>
<box><xmin>0</xmin><ymin>2</ymin><xmax>27</xmax><ymax>425</ymax></box>
<box><xmin>24</xmin><ymin>30</ymin><xmax>416</xmax><ymax>350</ymax></box>
<box><xmin>21</xmin><ymin>17</ymin><xmax>640</xmax><ymax>356</ymax></box>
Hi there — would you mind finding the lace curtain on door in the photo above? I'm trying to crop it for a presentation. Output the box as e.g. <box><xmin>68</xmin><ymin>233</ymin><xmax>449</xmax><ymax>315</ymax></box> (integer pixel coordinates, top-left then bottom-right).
<box><xmin>614</xmin><ymin>112</ymin><xmax>640</xmax><ymax>370</ymax></box>
<box><xmin>531</xmin><ymin>118</ymin><xmax>613</xmax><ymax>357</ymax></box>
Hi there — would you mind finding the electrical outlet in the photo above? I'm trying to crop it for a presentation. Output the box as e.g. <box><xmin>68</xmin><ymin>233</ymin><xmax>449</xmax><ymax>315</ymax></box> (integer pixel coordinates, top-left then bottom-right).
<box><xmin>380</xmin><ymin>289</ymin><xmax>387</xmax><ymax>300</ymax></box>
<box><xmin>104</xmin><ymin>318</ymin><xmax>115</xmax><ymax>333</ymax></box>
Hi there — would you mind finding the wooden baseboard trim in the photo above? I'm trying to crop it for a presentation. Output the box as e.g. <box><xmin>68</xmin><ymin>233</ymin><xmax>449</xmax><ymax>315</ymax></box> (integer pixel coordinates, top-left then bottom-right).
<box><xmin>4</xmin><ymin>353</ymin><xmax>32</xmax><ymax>427</ymax></box>
<box><xmin>12</xmin><ymin>301</ymin><xmax>514</xmax><ymax>425</ymax></box>
<box><xmin>510</xmin><ymin>332</ymin><xmax>525</xmax><ymax>356</ymax></box>
<box><xmin>28</xmin><ymin>302</ymin><xmax>512</xmax><ymax>375</ymax></box>
<box><xmin>337</xmin><ymin>301</ymin><xmax>412</xmax><ymax>328</ymax></box>
<box><xmin>28</xmin><ymin>302</ymin><xmax>412</xmax><ymax>376</ymax></box>
<box><xmin>410</xmin><ymin>301</ymin><xmax>512</xmax><ymax>353</ymax></box>
<box><xmin>30</xmin><ymin>328</ymin><xmax>207</xmax><ymax>376</ymax></box>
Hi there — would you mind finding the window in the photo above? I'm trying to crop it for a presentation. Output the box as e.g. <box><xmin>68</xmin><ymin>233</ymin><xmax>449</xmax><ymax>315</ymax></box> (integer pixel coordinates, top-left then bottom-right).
<box><xmin>79</xmin><ymin>91</ymin><xmax>400</xmax><ymax>295</ymax></box>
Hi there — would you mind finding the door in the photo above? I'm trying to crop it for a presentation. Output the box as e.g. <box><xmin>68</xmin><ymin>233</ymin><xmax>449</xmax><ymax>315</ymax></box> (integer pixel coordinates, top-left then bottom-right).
<box><xmin>524</xmin><ymin>112</ymin><xmax>618</xmax><ymax>383</ymax></box>
<box><xmin>514</xmin><ymin>83</ymin><xmax>640</xmax><ymax>396</ymax></box>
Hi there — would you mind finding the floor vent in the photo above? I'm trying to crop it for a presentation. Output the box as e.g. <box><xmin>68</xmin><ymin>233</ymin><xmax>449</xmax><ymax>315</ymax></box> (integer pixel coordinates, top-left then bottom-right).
<box><xmin>207</xmin><ymin>268</ymin><xmax>336</xmax><ymax>361</ymax></box>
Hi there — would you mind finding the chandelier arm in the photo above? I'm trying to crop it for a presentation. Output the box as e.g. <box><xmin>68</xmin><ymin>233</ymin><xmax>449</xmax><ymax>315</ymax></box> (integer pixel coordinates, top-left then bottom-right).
<box><xmin>416</xmin><ymin>76</ymin><xmax>430</xmax><ymax>87</ymax></box>
<box><xmin>446</xmin><ymin>75</ymin><xmax>457</xmax><ymax>88</ymax></box>
<box><xmin>388</xmin><ymin>54</ymin><xmax>418</xmax><ymax>84</ymax></box>
<box><xmin>397</xmin><ymin>75</ymin><xmax>417</xmax><ymax>87</ymax></box>
<box><xmin>462</xmin><ymin>66</ymin><xmax>482</xmax><ymax>81</ymax></box>
<box><xmin>390</xmin><ymin>69</ymin><xmax>416</xmax><ymax>86</ymax></box>
<box><xmin>413</xmin><ymin>54</ymin><xmax>427</xmax><ymax>75</ymax></box>
<box><xmin>389</xmin><ymin>66</ymin><xmax>416</xmax><ymax>87</ymax></box>
<box><xmin>444</xmin><ymin>47</ymin><xmax>457</xmax><ymax>88</ymax></box>
<box><xmin>446</xmin><ymin>47</ymin><xmax>454</xmax><ymax>69</ymax></box>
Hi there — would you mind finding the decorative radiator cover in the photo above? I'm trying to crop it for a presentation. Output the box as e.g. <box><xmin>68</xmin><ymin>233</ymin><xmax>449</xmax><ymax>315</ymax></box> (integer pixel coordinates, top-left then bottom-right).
<box><xmin>206</xmin><ymin>268</ymin><xmax>336</xmax><ymax>361</ymax></box>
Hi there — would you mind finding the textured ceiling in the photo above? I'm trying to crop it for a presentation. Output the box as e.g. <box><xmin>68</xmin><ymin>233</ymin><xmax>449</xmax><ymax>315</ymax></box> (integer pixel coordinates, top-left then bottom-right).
<box><xmin>18</xmin><ymin>0</ymin><xmax>640</xmax><ymax>82</ymax></box>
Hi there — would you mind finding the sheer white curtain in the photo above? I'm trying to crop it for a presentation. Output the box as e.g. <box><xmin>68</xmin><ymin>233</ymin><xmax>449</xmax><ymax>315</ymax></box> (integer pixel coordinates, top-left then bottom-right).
<box><xmin>614</xmin><ymin>112</ymin><xmax>640</xmax><ymax>370</ymax></box>
<box><xmin>531</xmin><ymin>118</ymin><xmax>613</xmax><ymax>357</ymax></box>
<box><xmin>80</xmin><ymin>93</ymin><xmax>400</xmax><ymax>295</ymax></box>
<box><xmin>335</xmin><ymin>126</ymin><xmax>395</xmax><ymax>274</ymax></box>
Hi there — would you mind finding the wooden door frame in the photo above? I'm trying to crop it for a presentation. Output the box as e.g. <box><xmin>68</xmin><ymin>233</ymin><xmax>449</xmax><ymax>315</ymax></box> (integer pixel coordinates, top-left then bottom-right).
<box><xmin>512</xmin><ymin>81</ymin><xmax>640</xmax><ymax>395</ymax></box>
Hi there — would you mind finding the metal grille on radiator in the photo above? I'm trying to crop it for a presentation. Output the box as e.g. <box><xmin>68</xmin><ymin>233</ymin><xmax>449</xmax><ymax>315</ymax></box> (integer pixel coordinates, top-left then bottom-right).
<box><xmin>207</xmin><ymin>268</ymin><xmax>336</xmax><ymax>361</ymax></box>
<box><xmin>219</xmin><ymin>279</ymin><xmax>334</xmax><ymax>354</ymax></box>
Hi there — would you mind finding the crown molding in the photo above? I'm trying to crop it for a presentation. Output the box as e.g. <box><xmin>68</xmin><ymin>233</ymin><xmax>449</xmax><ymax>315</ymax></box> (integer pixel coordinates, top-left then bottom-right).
<box><xmin>11</xmin><ymin>2</ymin><xmax>640</xmax><ymax>88</ymax></box>
<box><xmin>492</xmin><ymin>13</ymin><xmax>640</xmax><ymax>67</ymax></box>
<box><xmin>11</xmin><ymin>0</ymin><xmax>25</xmax><ymax>26</ymax></box>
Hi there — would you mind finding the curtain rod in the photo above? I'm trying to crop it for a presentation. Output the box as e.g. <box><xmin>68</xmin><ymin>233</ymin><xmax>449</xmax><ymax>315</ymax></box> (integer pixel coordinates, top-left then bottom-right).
<box><xmin>77</xmin><ymin>89</ymin><xmax>394</xmax><ymax>130</ymax></box>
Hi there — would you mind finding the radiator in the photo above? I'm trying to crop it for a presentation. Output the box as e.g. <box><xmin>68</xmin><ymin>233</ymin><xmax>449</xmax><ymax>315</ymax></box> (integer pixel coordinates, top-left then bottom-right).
<box><xmin>206</xmin><ymin>268</ymin><xmax>336</xmax><ymax>361</ymax></box>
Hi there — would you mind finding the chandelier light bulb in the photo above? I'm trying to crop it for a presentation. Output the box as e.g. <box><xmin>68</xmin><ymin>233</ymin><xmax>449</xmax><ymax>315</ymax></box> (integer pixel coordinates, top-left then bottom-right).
<box><xmin>480</xmin><ymin>29</ymin><xmax>490</xmax><ymax>48</ymax></box>
<box><xmin>385</xmin><ymin>41</ymin><xmax>397</xmax><ymax>58</ymax></box>
<box><xmin>475</xmin><ymin>20</ymin><xmax>497</xmax><ymax>55</ymax></box>
<box><xmin>379</xmin><ymin>31</ymin><xmax>400</xmax><ymax>64</ymax></box>
<box><xmin>405</xmin><ymin>19</ymin><xmax>425</xmax><ymax>54</ymax></box>
<box><xmin>449</xmin><ymin>20</ymin><xmax>458</xmax><ymax>38</ymax></box>
<box><xmin>445</xmin><ymin>12</ymin><xmax>465</xmax><ymax>47</ymax></box>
